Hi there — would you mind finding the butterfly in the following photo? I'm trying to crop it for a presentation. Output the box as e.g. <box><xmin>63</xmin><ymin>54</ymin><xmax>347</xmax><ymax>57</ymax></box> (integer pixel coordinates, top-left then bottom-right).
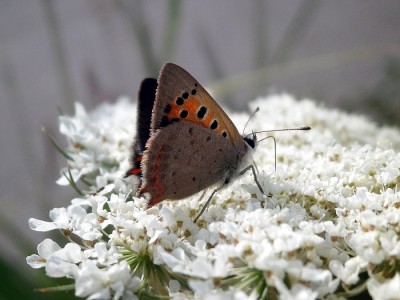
<box><xmin>126</xmin><ymin>63</ymin><xmax>265</xmax><ymax>221</ymax></box>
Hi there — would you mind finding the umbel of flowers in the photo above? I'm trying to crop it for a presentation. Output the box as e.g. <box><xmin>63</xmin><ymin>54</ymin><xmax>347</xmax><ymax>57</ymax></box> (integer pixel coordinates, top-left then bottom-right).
<box><xmin>27</xmin><ymin>95</ymin><xmax>400</xmax><ymax>299</ymax></box>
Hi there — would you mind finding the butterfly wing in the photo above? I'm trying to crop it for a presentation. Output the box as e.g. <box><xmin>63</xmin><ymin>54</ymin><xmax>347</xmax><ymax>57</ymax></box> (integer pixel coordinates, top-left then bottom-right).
<box><xmin>141</xmin><ymin>122</ymin><xmax>239</xmax><ymax>206</ymax></box>
<box><xmin>151</xmin><ymin>63</ymin><xmax>246</xmax><ymax>151</ymax></box>
<box><xmin>136</xmin><ymin>78</ymin><xmax>158</xmax><ymax>150</ymax></box>
<box><xmin>125</xmin><ymin>78</ymin><xmax>158</xmax><ymax>178</ymax></box>
<box><xmin>139</xmin><ymin>63</ymin><xmax>251</xmax><ymax>205</ymax></box>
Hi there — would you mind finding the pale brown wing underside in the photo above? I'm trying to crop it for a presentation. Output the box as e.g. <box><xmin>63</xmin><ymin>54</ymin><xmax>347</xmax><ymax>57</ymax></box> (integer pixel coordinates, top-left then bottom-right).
<box><xmin>141</xmin><ymin>122</ymin><xmax>241</xmax><ymax>206</ymax></box>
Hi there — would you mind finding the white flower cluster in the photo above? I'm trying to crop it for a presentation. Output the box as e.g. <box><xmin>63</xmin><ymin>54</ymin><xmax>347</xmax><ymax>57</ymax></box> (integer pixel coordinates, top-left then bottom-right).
<box><xmin>27</xmin><ymin>95</ymin><xmax>400</xmax><ymax>299</ymax></box>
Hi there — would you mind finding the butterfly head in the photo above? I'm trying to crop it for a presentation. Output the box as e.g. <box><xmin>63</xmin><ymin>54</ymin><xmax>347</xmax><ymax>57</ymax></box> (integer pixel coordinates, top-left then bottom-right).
<box><xmin>243</xmin><ymin>132</ymin><xmax>257</xmax><ymax>150</ymax></box>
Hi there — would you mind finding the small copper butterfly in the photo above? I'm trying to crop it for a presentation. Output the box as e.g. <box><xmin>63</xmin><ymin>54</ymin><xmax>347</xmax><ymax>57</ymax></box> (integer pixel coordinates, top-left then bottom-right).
<box><xmin>126</xmin><ymin>63</ymin><xmax>308</xmax><ymax>221</ymax></box>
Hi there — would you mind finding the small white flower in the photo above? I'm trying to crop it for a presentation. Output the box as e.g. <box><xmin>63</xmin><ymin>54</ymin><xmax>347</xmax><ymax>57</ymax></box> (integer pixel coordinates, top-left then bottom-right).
<box><xmin>270</xmin><ymin>224</ymin><xmax>303</xmax><ymax>253</ymax></box>
<box><xmin>26</xmin><ymin>238</ymin><xmax>61</xmax><ymax>268</ymax></box>
<box><xmin>159</xmin><ymin>244</ymin><xmax>231</xmax><ymax>280</ymax></box>
<box><xmin>367</xmin><ymin>273</ymin><xmax>400</xmax><ymax>300</ymax></box>
<box><xmin>29</xmin><ymin>207</ymin><xmax>70</xmax><ymax>232</ymax></box>
<box><xmin>45</xmin><ymin>243</ymin><xmax>83</xmax><ymax>278</ymax></box>
<box><xmin>382</xmin><ymin>233</ymin><xmax>400</xmax><ymax>257</ymax></box>
<box><xmin>272</xmin><ymin>275</ymin><xmax>318</xmax><ymax>300</ymax></box>
<box><xmin>329</xmin><ymin>258</ymin><xmax>362</xmax><ymax>285</ymax></box>
<box><xmin>75</xmin><ymin>260</ymin><xmax>139</xmax><ymax>300</ymax></box>
<box><xmin>323</xmin><ymin>220</ymin><xmax>348</xmax><ymax>238</ymax></box>
<box><xmin>348</xmin><ymin>230</ymin><xmax>386</xmax><ymax>264</ymax></box>
<box><xmin>287</xmin><ymin>261</ymin><xmax>332</xmax><ymax>284</ymax></box>
<box><xmin>188</xmin><ymin>279</ymin><xmax>215</xmax><ymax>298</ymax></box>
<box><xmin>83</xmin><ymin>242</ymin><xmax>121</xmax><ymax>267</ymax></box>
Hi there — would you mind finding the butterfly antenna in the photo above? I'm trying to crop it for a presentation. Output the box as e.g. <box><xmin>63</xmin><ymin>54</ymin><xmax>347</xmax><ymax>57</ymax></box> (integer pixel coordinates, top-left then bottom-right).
<box><xmin>242</xmin><ymin>107</ymin><xmax>260</xmax><ymax>135</ymax></box>
<box><xmin>246</xmin><ymin>126</ymin><xmax>311</xmax><ymax>138</ymax></box>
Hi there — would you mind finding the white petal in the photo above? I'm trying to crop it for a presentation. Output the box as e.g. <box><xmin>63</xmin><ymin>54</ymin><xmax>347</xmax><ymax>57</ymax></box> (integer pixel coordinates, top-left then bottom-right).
<box><xmin>46</xmin><ymin>255</ymin><xmax>80</xmax><ymax>278</ymax></box>
<box><xmin>75</xmin><ymin>261</ymin><xmax>104</xmax><ymax>297</ymax></box>
<box><xmin>367</xmin><ymin>273</ymin><xmax>400</xmax><ymax>300</ymax></box>
<box><xmin>26</xmin><ymin>254</ymin><xmax>46</xmax><ymax>269</ymax></box>
<box><xmin>28</xmin><ymin>218</ymin><xmax>58</xmax><ymax>231</ymax></box>
<box><xmin>37</xmin><ymin>238</ymin><xmax>61</xmax><ymax>258</ymax></box>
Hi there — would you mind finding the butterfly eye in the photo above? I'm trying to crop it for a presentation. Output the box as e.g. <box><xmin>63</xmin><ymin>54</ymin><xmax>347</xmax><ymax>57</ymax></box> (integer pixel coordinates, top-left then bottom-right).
<box><xmin>243</xmin><ymin>136</ymin><xmax>256</xmax><ymax>149</ymax></box>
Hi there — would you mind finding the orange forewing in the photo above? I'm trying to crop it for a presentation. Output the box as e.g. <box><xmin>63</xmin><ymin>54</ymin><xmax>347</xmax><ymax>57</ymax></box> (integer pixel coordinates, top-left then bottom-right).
<box><xmin>152</xmin><ymin>63</ymin><xmax>245</xmax><ymax>150</ymax></box>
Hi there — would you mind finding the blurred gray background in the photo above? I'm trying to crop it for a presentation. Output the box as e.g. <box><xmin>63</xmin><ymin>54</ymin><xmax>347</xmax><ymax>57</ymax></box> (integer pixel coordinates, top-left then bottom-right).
<box><xmin>0</xmin><ymin>1</ymin><xmax>399</xmax><ymax>297</ymax></box>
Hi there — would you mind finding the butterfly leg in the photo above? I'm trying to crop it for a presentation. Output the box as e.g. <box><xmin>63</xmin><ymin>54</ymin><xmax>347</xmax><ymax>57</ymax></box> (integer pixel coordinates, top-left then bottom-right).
<box><xmin>252</xmin><ymin>160</ymin><xmax>260</xmax><ymax>174</ymax></box>
<box><xmin>195</xmin><ymin>189</ymin><xmax>207</xmax><ymax>203</ymax></box>
<box><xmin>239</xmin><ymin>165</ymin><xmax>264</xmax><ymax>195</ymax></box>
<box><xmin>241</xmin><ymin>165</ymin><xmax>273</xmax><ymax>209</ymax></box>
<box><xmin>195</xmin><ymin>166</ymin><xmax>265</xmax><ymax>222</ymax></box>
<box><xmin>194</xmin><ymin>182</ymin><xmax>226</xmax><ymax>223</ymax></box>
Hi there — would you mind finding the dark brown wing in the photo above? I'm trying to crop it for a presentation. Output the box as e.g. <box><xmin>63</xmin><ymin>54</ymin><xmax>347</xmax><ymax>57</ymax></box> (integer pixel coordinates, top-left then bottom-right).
<box><xmin>125</xmin><ymin>78</ymin><xmax>157</xmax><ymax>178</ymax></box>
